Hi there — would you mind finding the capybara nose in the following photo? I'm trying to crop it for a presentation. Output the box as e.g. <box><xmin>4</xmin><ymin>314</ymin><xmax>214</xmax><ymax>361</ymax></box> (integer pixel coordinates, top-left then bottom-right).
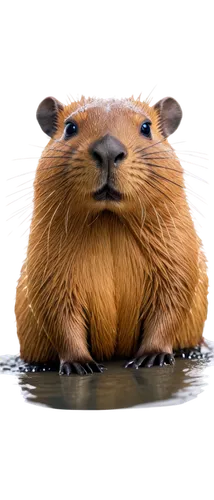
<box><xmin>90</xmin><ymin>134</ymin><xmax>127</xmax><ymax>169</ymax></box>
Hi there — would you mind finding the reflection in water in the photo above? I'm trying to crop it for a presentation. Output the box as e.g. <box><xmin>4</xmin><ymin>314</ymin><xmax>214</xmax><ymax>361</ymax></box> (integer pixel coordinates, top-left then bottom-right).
<box><xmin>1</xmin><ymin>342</ymin><xmax>213</xmax><ymax>410</ymax></box>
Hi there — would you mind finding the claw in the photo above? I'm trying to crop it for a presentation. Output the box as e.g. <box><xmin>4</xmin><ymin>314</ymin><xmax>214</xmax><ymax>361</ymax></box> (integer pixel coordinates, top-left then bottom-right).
<box><xmin>166</xmin><ymin>354</ymin><xmax>175</xmax><ymax>365</ymax></box>
<box><xmin>90</xmin><ymin>362</ymin><xmax>106</xmax><ymax>373</ymax></box>
<box><xmin>124</xmin><ymin>359</ymin><xmax>135</xmax><ymax>369</ymax></box>
<box><xmin>85</xmin><ymin>363</ymin><xmax>94</xmax><ymax>374</ymax></box>
<box><xmin>173</xmin><ymin>346</ymin><xmax>208</xmax><ymax>360</ymax></box>
<box><xmin>158</xmin><ymin>353</ymin><xmax>165</xmax><ymax>367</ymax></box>
<box><xmin>144</xmin><ymin>354</ymin><xmax>157</xmax><ymax>368</ymax></box>
<box><xmin>125</xmin><ymin>352</ymin><xmax>175</xmax><ymax>369</ymax></box>
<box><xmin>59</xmin><ymin>360</ymin><xmax>106</xmax><ymax>376</ymax></box>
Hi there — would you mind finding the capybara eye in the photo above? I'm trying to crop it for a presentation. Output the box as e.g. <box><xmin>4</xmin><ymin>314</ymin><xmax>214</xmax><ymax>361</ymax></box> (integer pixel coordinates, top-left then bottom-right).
<box><xmin>64</xmin><ymin>121</ymin><xmax>78</xmax><ymax>139</ymax></box>
<box><xmin>140</xmin><ymin>121</ymin><xmax>151</xmax><ymax>138</ymax></box>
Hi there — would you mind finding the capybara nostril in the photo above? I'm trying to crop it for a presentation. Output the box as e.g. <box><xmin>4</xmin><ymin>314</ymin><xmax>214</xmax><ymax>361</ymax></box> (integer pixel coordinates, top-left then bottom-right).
<box><xmin>90</xmin><ymin>134</ymin><xmax>127</xmax><ymax>169</ymax></box>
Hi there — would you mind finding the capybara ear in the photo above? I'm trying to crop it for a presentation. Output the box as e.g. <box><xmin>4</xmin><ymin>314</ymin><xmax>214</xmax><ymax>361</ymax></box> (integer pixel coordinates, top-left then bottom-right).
<box><xmin>153</xmin><ymin>97</ymin><xmax>182</xmax><ymax>137</ymax></box>
<box><xmin>36</xmin><ymin>97</ymin><xmax>64</xmax><ymax>137</ymax></box>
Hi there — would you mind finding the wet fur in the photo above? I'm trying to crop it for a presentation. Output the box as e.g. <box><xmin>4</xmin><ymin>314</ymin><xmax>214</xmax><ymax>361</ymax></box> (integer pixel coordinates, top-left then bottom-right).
<box><xmin>15</xmin><ymin>96</ymin><xmax>208</xmax><ymax>364</ymax></box>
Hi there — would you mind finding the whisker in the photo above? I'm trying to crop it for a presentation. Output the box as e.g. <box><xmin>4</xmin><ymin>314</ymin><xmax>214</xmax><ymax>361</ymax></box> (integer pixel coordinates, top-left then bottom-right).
<box><xmin>150</xmin><ymin>171</ymin><xmax>186</xmax><ymax>190</ymax></box>
<box><xmin>37</xmin><ymin>156</ymin><xmax>83</xmax><ymax>164</ymax></box>
<box><xmin>53</xmin><ymin>138</ymin><xmax>80</xmax><ymax>153</ymax></box>
<box><xmin>159</xmin><ymin>209</ymin><xmax>172</xmax><ymax>242</ymax></box>
<box><xmin>35</xmin><ymin>177</ymin><xmax>68</xmax><ymax>191</ymax></box>
<box><xmin>135</xmin><ymin>191</ymin><xmax>145</xmax><ymax>230</ymax></box>
<box><xmin>21</xmin><ymin>199</ymin><xmax>57</xmax><ymax>239</ymax></box>
<box><xmin>163</xmin><ymin>201</ymin><xmax>183</xmax><ymax>243</ymax></box>
<box><xmin>36</xmin><ymin>163</ymin><xmax>70</xmax><ymax>174</ymax></box>
<box><xmin>54</xmin><ymin>138</ymin><xmax>73</xmax><ymax>148</ymax></box>
<box><xmin>33</xmin><ymin>174</ymin><xmax>77</xmax><ymax>188</ymax></box>
<box><xmin>43</xmin><ymin>201</ymin><xmax>62</xmax><ymax>275</ymax></box>
<box><xmin>70</xmin><ymin>157</ymin><xmax>88</xmax><ymax>162</ymax></box>
<box><xmin>135</xmin><ymin>155</ymin><xmax>175</xmax><ymax>160</ymax></box>
<box><xmin>133</xmin><ymin>161</ymin><xmax>184</xmax><ymax>174</ymax></box>
<box><xmin>132</xmin><ymin>174</ymin><xmax>171</xmax><ymax>201</ymax></box>
<box><xmin>139</xmin><ymin>148</ymin><xmax>172</xmax><ymax>156</ymax></box>
<box><xmin>152</xmin><ymin>204</ymin><xmax>172</xmax><ymax>261</ymax></box>
<box><xmin>40</xmin><ymin>167</ymin><xmax>83</xmax><ymax>177</ymax></box>
<box><xmin>134</xmin><ymin>136</ymin><xmax>170</xmax><ymax>153</ymax></box>
<box><xmin>48</xmin><ymin>148</ymin><xmax>75</xmax><ymax>155</ymax></box>
<box><xmin>64</xmin><ymin>207</ymin><xmax>70</xmax><ymax>236</ymax></box>
<box><xmin>39</xmin><ymin>163</ymin><xmax>81</xmax><ymax>172</ymax></box>
<box><xmin>39</xmin><ymin>156</ymin><xmax>74</xmax><ymax>160</ymax></box>
<box><xmin>45</xmin><ymin>150</ymin><xmax>71</xmax><ymax>157</ymax></box>
<box><xmin>63</xmin><ymin>173</ymin><xmax>87</xmax><ymax>180</ymax></box>
<box><xmin>125</xmin><ymin>178</ymin><xmax>146</xmax><ymax>229</ymax></box>
<box><xmin>33</xmin><ymin>168</ymin><xmax>89</xmax><ymax>187</ymax></box>
<box><xmin>87</xmin><ymin>212</ymin><xmax>101</xmax><ymax>227</ymax></box>
<box><xmin>131</xmin><ymin>173</ymin><xmax>175</xmax><ymax>204</ymax></box>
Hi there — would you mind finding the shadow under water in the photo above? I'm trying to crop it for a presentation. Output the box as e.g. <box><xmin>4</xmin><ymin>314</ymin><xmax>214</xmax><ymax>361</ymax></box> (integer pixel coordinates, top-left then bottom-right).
<box><xmin>1</xmin><ymin>341</ymin><xmax>213</xmax><ymax>410</ymax></box>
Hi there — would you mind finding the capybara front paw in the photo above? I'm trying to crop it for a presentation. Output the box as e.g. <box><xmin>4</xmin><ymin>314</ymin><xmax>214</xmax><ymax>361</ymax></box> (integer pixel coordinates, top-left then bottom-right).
<box><xmin>174</xmin><ymin>346</ymin><xmax>208</xmax><ymax>359</ymax></box>
<box><xmin>59</xmin><ymin>360</ymin><xmax>106</xmax><ymax>376</ymax></box>
<box><xmin>124</xmin><ymin>352</ymin><xmax>175</xmax><ymax>369</ymax></box>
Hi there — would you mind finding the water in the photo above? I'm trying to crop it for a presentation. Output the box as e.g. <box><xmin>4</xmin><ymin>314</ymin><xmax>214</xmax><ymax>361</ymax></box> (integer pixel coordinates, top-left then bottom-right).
<box><xmin>1</xmin><ymin>341</ymin><xmax>213</xmax><ymax>410</ymax></box>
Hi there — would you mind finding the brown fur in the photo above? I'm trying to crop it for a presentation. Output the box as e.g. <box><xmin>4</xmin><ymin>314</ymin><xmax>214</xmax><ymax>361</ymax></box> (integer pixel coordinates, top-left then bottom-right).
<box><xmin>15</xmin><ymin>96</ymin><xmax>208</xmax><ymax>364</ymax></box>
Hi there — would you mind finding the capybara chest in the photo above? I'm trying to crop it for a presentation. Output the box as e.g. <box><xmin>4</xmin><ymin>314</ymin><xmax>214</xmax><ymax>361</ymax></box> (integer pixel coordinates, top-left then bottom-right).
<box><xmin>73</xmin><ymin>214</ymin><xmax>145</xmax><ymax>359</ymax></box>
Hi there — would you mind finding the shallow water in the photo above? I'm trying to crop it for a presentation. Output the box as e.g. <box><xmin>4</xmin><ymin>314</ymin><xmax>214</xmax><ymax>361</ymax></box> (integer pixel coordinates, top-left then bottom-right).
<box><xmin>1</xmin><ymin>341</ymin><xmax>214</xmax><ymax>410</ymax></box>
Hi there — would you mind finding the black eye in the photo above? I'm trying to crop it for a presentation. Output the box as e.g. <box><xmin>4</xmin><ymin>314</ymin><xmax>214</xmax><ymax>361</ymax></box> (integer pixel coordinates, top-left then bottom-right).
<box><xmin>64</xmin><ymin>121</ymin><xmax>78</xmax><ymax>138</ymax></box>
<box><xmin>140</xmin><ymin>121</ymin><xmax>151</xmax><ymax>138</ymax></box>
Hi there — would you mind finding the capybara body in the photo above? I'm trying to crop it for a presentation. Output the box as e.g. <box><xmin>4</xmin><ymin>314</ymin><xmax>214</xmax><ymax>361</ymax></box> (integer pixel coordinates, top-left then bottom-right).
<box><xmin>15</xmin><ymin>95</ymin><xmax>208</xmax><ymax>373</ymax></box>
